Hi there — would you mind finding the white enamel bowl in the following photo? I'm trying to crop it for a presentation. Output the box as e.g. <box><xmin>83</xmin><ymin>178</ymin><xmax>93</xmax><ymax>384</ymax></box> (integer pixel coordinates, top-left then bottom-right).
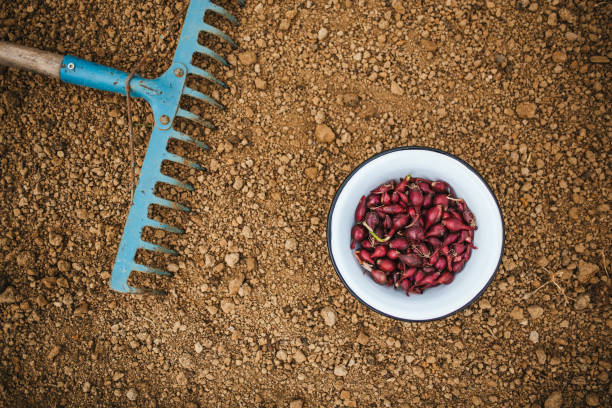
<box><xmin>327</xmin><ymin>147</ymin><xmax>504</xmax><ymax>321</ymax></box>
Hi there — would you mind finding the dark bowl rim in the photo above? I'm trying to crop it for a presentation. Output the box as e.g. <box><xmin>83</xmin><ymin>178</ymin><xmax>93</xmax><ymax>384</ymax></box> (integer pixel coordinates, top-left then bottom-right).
<box><xmin>326</xmin><ymin>146</ymin><xmax>505</xmax><ymax>322</ymax></box>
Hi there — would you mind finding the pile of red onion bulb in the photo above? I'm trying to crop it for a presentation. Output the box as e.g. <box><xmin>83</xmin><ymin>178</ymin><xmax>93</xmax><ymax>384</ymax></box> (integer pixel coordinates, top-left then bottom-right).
<box><xmin>351</xmin><ymin>176</ymin><xmax>477</xmax><ymax>295</ymax></box>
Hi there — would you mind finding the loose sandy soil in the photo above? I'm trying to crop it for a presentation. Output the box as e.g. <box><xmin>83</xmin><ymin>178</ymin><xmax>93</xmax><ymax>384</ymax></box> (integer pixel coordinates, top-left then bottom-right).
<box><xmin>0</xmin><ymin>0</ymin><xmax>610</xmax><ymax>407</ymax></box>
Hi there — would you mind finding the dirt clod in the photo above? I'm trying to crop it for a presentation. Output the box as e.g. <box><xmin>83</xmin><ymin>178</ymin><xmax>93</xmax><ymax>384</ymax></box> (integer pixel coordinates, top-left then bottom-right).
<box><xmin>390</xmin><ymin>82</ymin><xmax>404</xmax><ymax>96</ymax></box>
<box><xmin>126</xmin><ymin>389</ymin><xmax>137</xmax><ymax>402</ymax></box>
<box><xmin>47</xmin><ymin>345</ymin><xmax>60</xmax><ymax>361</ymax></box>
<box><xmin>510</xmin><ymin>306</ymin><xmax>524</xmax><ymax>320</ymax></box>
<box><xmin>574</xmin><ymin>294</ymin><xmax>590</xmax><ymax>311</ymax></box>
<box><xmin>577</xmin><ymin>260</ymin><xmax>599</xmax><ymax>283</ymax></box>
<box><xmin>586</xmin><ymin>393</ymin><xmax>600</xmax><ymax>407</ymax></box>
<box><xmin>544</xmin><ymin>391</ymin><xmax>563</xmax><ymax>408</ymax></box>
<box><xmin>516</xmin><ymin>102</ymin><xmax>537</xmax><ymax>119</ymax></box>
<box><xmin>238</xmin><ymin>51</ymin><xmax>257</xmax><ymax>66</ymax></box>
<box><xmin>527</xmin><ymin>305</ymin><xmax>544</xmax><ymax>319</ymax></box>
<box><xmin>225</xmin><ymin>253</ymin><xmax>240</xmax><ymax>268</ymax></box>
<box><xmin>254</xmin><ymin>78</ymin><xmax>266</xmax><ymax>90</ymax></box>
<box><xmin>228</xmin><ymin>273</ymin><xmax>245</xmax><ymax>295</ymax></box>
<box><xmin>314</xmin><ymin>124</ymin><xmax>335</xmax><ymax>143</ymax></box>
<box><xmin>356</xmin><ymin>332</ymin><xmax>369</xmax><ymax>345</ymax></box>
<box><xmin>333</xmin><ymin>365</ymin><xmax>347</xmax><ymax>377</ymax></box>
<box><xmin>320</xmin><ymin>306</ymin><xmax>337</xmax><ymax>327</ymax></box>
<box><xmin>284</xmin><ymin>238</ymin><xmax>297</xmax><ymax>251</ymax></box>
<box><xmin>0</xmin><ymin>286</ymin><xmax>16</xmax><ymax>304</ymax></box>
<box><xmin>289</xmin><ymin>400</ymin><xmax>303</xmax><ymax>408</ymax></box>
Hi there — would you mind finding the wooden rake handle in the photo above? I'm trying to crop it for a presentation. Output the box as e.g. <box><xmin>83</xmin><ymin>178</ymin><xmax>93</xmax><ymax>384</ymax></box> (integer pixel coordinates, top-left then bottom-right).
<box><xmin>0</xmin><ymin>40</ymin><xmax>64</xmax><ymax>79</ymax></box>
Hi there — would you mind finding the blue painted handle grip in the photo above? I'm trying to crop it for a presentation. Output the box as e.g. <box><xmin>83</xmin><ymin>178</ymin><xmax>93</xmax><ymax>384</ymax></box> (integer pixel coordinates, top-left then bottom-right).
<box><xmin>59</xmin><ymin>55</ymin><xmax>188</xmax><ymax>131</ymax></box>
<box><xmin>59</xmin><ymin>55</ymin><xmax>139</xmax><ymax>96</ymax></box>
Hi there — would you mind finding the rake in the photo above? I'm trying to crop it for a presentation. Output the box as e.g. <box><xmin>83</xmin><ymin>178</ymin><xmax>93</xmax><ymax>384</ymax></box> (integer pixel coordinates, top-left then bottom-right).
<box><xmin>0</xmin><ymin>0</ymin><xmax>244</xmax><ymax>294</ymax></box>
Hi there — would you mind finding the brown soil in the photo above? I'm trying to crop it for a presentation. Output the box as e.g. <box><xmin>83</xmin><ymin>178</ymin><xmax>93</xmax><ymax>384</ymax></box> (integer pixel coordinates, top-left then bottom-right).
<box><xmin>1</xmin><ymin>1</ymin><xmax>610</xmax><ymax>407</ymax></box>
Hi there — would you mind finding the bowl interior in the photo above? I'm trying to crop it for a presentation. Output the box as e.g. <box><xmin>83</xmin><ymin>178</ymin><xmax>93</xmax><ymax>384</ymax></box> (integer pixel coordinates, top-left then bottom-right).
<box><xmin>328</xmin><ymin>148</ymin><xmax>504</xmax><ymax>321</ymax></box>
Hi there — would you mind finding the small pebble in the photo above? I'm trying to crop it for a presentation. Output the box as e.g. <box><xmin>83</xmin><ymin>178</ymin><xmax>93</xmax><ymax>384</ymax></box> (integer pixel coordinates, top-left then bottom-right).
<box><xmin>293</xmin><ymin>350</ymin><xmax>306</xmax><ymax>363</ymax></box>
<box><xmin>228</xmin><ymin>273</ymin><xmax>245</xmax><ymax>295</ymax></box>
<box><xmin>126</xmin><ymin>388</ymin><xmax>138</xmax><ymax>401</ymax></box>
<box><xmin>494</xmin><ymin>54</ymin><xmax>507</xmax><ymax>65</ymax></box>
<box><xmin>356</xmin><ymin>331</ymin><xmax>369</xmax><ymax>345</ymax></box>
<box><xmin>225</xmin><ymin>253</ymin><xmax>240</xmax><ymax>268</ymax></box>
<box><xmin>285</xmin><ymin>238</ymin><xmax>297</xmax><ymax>251</ymax></box>
<box><xmin>552</xmin><ymin>51</ymin><xmax>567</xmax><ymax>63</ymax></box>
<box><xmin>276</xmin><ymin>350</ymin><xmax>288</xmax><ymax>361</ymax></box>
<box><xmin>577</xmin><ymin>261</ymin><xmax>599</xmax><ymax>283</ymax></box>
<box><xmin>305</xmin><ymin>167</ymin><xmax>318</xmax><ymax>179</ymax></box>
<box><xmin>194</xmin><ymin>342</ymin><xmax>203</xmax><ymax>354</ymax></box>
<box><xmin>510</xmin><ymin>307</ymin><xmax>524</xmax><ymax>320</ymax></box>
<box><xmin>289</xmin><ymin>400</ymin><xmax>303</xmax><ymax>408</ymax></box>
<box><xmin>317</xmin><ymin>27</ymin><xmax>328</xmax><ymax>41</ymax></box>
<box><xmin>315</xmin><ymin>124</ymin><xmax>335</xmax><ymax>143</ymax></box>
<box><xmin>334</xmin><ymin>365</ymin><xmax>347</xmax><ymax>377</ymax></box>
<box><xmin>0</xmin><ymin>286</ymin><xmax>16</xmax><ymax>304</ymax></box>
<box><xmin>233</xmin><ymin>177</ymin><xmax>244</xmax><ymax>190</ymax></box>
<box><xmin>421</xmin><ymin>39</ymin><xmax>438</xmax><ymax>52</ymax></box>
<box><xmin>179</xmin><ymin>353</ymin><xmax>194</xmax><ymax>370</ymax></box>
<box><xmin>342</xmin><ymin>93</ymin><xmax>360</xmax><ymax>107</ymax></box>
<box><xmin>47</xmin><ymin>345</ymin><xmax>60</xmax><ymax>361</ymax></box>
<box><xmin>527</xmin><ymin>305</ymin><xmax>544</xmax><ymax>319</ymax></box>
<box><xmin>535</xmin><ymin>348</ymin><xmax>547</xmax><ymax>364</ymax></box>
<box><xmin>246</xmin><ymin>257</ymin><xmax>257</xmax><ymax>272</ymax></box>
<box><xmin>320</xmin><ymin>307</ymin><xmax>337</xmax><ymax>327</ymax></box>
<box><xmin>586</xmin><ymin>393</ymin><xmax>600</xmax><ymax>407</ymax></box>
<box><xmin>48</xmin><ymin>232</ymin><xmax>63</xmax><ymax>247</ymax></box>
<box><xmin>241</xmin><ymin>225</ymin><xmax>253</xmax><ymax>239</ymax></box>
<box><xmin>574</xmin><ymin>294</ymin><xmax>590</xmax><ymax>311</ymax></box>
<box><xmin>254</xmin><ymin>78</ymin><xmax>267</xmax><ymax>90</ymax></box>
<box><xmin>516</xmin><ymin>102</ymin><xmax>537</xmax><ymax>119</ymax></box>
<box><xmin>238</xmin><ymin>51</ymin><xmax>257</xmax><ymax>65</ymax></box>
<box><xmin>544</xmin><ymin>391</ymin><xmax>562</xmax><ymax>408</ymax></box>
<box><xmin>220</xmin><ymin>299</ymin><xmax>235</xmax><ymax>314</ymax></box>
<box><xmin>536</xmin><ymin>256</ymin><xmax>549</xmax><ymax>267</ymax></box>
<box><xmin>390</xmin><ymin>82</ymin><xmax>404</xmax><ymax>96</ymax></box>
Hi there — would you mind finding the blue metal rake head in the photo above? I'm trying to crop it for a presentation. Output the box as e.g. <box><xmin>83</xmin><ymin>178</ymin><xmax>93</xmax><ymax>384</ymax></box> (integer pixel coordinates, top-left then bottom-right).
<box><xmin>101</xmin><ymin>0</ymin><xmax>244</xmax><ymax>294</ymax></box>
<box><xmin>0</xmin><ymin>0</ymin><xmax>244</xmax><ymax>294</ymax></box>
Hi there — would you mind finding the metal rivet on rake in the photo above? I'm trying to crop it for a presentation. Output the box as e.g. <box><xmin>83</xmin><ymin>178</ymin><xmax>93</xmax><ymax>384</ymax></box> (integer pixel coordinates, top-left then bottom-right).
<box><xmin>160</xmin><ymin>115</ymin><xmax>170</xmax><ymax>125</ymax></box>
<box><xmin>174</xmin><ymin>68</ymin><xmax>185</xmax><ymax>77</ymax></box>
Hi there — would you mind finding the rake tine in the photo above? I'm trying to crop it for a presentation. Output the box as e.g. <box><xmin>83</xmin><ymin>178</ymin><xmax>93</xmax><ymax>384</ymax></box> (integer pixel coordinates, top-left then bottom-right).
<box><xmin>151</xmin><ymin>196</ymin><xmax>191</xmax><ymax>212</ymax></box>
<box><xmin>188</xmin><ymin>63</ymin><xmax>228</xmax><ymax>89</ymax></box>
<box><xmin>183</xmin><ymin>86</ymin><xmax>225</xmax><ymax>110</ymax></box>
<box><xmin>158</xmin><ymin>173</ymin><xmax>195</xmax><ymax>191</ymax></box>
<box><xmin>191</xmin><ymin>46</ymin><xmax>229</xmax><ymax>68</ymax></box>
<box><xmin>132</xmin><ymin>263</ymin><xmax>174</xmax><ymax>277</ymax></box>
<box><xmin>164</xmin><ymin>151</ymin><xmax>207</xmax><ymax>171</ymax></box>
<box><xmin>176</xmin><ymin>108</ymin><xmax>216</xmax><ymax>129</ymax></box>
<box><xmin>206</xmin><ymin>3</ymin><xmax>240</xmax><ymax>26</ymax></box>
<box><xmin>146</xmin><ymin>218</ymin><xmax>185</xmax><ymax>234</ymax></box>
<box><xmin>201</xmin><ymin>23</ymin><xmax>238</xmax><ymax>49</ymax></box>
<box><xmin>140</xmin><ymin>240</ymin><xmax>179</xmax><ymax>255</ymax></box>
<box><xmin>171</xmin><ymin>128</ymin><xmax>209</xmax><ymax>150</ymax></box>
<box><xmin>237</xmin><ymin>0</ymin><xmax>246</xmax><ymax>7</ymax></box>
